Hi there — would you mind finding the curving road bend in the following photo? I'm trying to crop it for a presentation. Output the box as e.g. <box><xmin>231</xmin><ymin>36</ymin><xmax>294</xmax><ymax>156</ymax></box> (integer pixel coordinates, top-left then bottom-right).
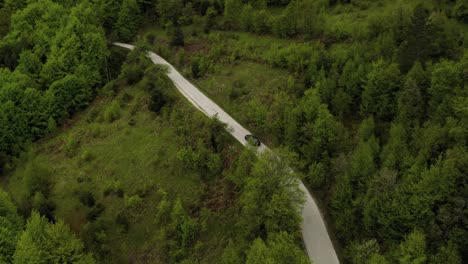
<box><xmin>114</xmin><ymin>42</ymin><xmax>340</xmax><ymax>264</ymax></box>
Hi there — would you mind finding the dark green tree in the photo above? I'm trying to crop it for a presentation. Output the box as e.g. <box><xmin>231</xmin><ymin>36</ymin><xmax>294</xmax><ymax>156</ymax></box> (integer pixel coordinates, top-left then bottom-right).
<box><xmin>167</xmin><ymin>22</ymin><xmax>185</xmax><ymax>47</ymax></box>
<box><xmin>246</xmin><ymin>232</ymin><xmax>309</xmax><ymax>264</ymax></box>
<box><xmin>0</xmin><ymin>190</ymin><xmax>23</xmax><ymax>263</ymax></box>
<box><xmin>203</xmin><ymin>7</ymin><xmax>217</xmax><ymax>33</ymax></box>
<box><xmin>428</xmin><ymin>60</ymin><xmax>462</xmax><ymax>123</ymax></box>
<box><xmin>224</xmin><ymin>0</ymin><xmax>242</xmax><ymax>29</ymax></box>
<box><xmin>397</xmin><ymin>78</ymin><xmax>424</xmax><ymax>126</ymax></box>
<box><xmin>115</xmin><ymin>0</ymin><xmax>142</xmax><ymax>41</ymax></box>
<box><xmin>240</xmin><ymin>4</ymin><xmax>254</xmax><ymax>31</ymax></box>
<box><xmin>453</xmin><ymin>0</ymin><xmax>468</xmax><ymax>23</ymax></box>
<box><xmin>381</xmin><ymin>123</ymin><xmax>411</xmax><ymax>171</ymax></box>
<box><xmin>157</xmin><ymin>0</ymin><xmax>184</xmax><ymax>24</ymax></box>
<box><xmin>240</xmin><ymin>151</ymin><xmax>303</xmax><ymax>239</ymax></box>
<box><xmin>394</xmin><ymin>230</ymin><xmax>427</xmax><ymax>264</ymax></box>
<box><xmin>361</xmin><ymin>61</ymin><xmax>401</xmax><ymax>120</ymax></box>
<box><xmin>398</xmin><ymin>4</ymin><xmax>433</xmax><ymax>72</ymax></box>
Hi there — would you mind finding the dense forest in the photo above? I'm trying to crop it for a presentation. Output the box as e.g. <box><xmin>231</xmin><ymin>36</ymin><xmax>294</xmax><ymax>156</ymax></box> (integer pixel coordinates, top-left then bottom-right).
<box><xmin>0</xmin><ymin>0</ymin><xmax>467</xmax><ymax>263</ymax></box>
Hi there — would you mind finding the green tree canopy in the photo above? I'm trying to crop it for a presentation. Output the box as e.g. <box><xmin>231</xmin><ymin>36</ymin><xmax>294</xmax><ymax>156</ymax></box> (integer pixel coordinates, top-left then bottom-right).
<box><xmin>0</xmin><ymin>190</ymin><xmax>23</xmax><ymax>263</ymax></box>
<box><xmin>13</xmin><ymin>212</ymin><xmax>95</xmax><ymax>264</ymax></box>
<box><xmin>115</xmin><ymin>0</ymin><xmax>142</xmax><ymax>41</ymax></box>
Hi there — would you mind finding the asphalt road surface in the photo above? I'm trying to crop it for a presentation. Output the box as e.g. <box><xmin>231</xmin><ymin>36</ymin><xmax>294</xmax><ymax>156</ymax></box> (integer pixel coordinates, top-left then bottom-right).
<box><xmin>114</xmin><ymin>42</ymin><xmax>340</xmax><ymax>264</ymax></box>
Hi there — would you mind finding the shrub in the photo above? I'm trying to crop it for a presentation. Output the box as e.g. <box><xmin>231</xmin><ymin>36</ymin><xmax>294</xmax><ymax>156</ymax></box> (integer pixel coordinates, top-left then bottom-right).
<box><xmin>149</xmin><ymin>89</ymin><xmax>167</xmax><ymax>113</ymax></box>
<box><xmin>100</xmin><ymin>80</ymin><xmax>117</xmax><ymax>96</ymax></box>
<box><xmin>307</xmin><ymin>162</ymin><xmax>327</xmax><ymax>188</ymax></box>
<box><xmin>252</xmin><ymin>10</ymin><xmax>271</xmax><ymax>34</ymax></box>
<box><xmin>77</xmin><ymin>191</ymin><xmax>96</xmax><ymax>207</ymax></box>
<box><xmin>180</xmin><ymin>217</ymin><xmax>199</xmax><ymax>251</ymax></box>
<box><xmin>47</xmin><ymin>117</ymin><xmax>57</xmax><ymax>133</ymax></box>
<box><xmin>31</xmin><ymin>191</ymin><xmax>55</xmax><ymax>221</ymax></box>
<box><xmin>206</xmin><ymin>153</ymin><xmax>222</xmax><ymax>175</ymax></box>
<box><xmin>87</xmin><ymin>203</ymin><xmax>105</xmax><ymax>221</ymax></box>
<box><xmin>86</xmin><ymin>108</ymin><xmax>100</xmax><ymax>123</ymax></box>
<box><xmin>87</xmin><ymin>124</ymin><xmax>102</xmax><ymax>138</ymax></box>
<box><xmin>64</xmin><ymin>135</ymin><xmax>79</xmax><ymax>157</ymax></box>
<box><xmin>146</xmin><ymin>32</ymin><xmax>157</xmax><ymax>45</ymax></box>
<box><xmin>78</xmin><ymin>150</ymin><xmax>94</xmax><ymax>167</ymax></box>
<box><xmin>119</xmin><ymin>92</ymin><xmax>134</xmax><ymax>106</ymax></box>
<box><xmin>175</xmin><ymin>49</ymin><xmax>186</xmax><ymax>67</ymax></box>
<box><xmin>121</xmin><ymin>63</ymin><xmax>144</xmax><ymax>85</ymax></box>
<box><xmin>103</xmin><ymin>181</ymin><xmax>124</xmax><ymax>197</ymax></box>
<box><xmin>167</xmin><ymin>22</ymin><xmax>185</xmax><ymax>47</ymax></box>
<box><xmin>228</xmin><ymin>85</ymin><xmax>241</xmax><ymax>100</ymax></box>
<box><xmin>156</xmin><ymin>195</ymin><xmax>171</xmax><ymax>225</ymax></box>
<box><xmin>125</xmin><ymin>194</ymin><xmax>142</xmax><ymax>208</ymax></box>
<box><xmin>128</xmin><ymin>118</ymin><xmax>136</xmax><ymax>126</ymax></box>
<box><xmin>191</xmin><ymin>57</ymin><xmax>201</xmax><ymax>78</ymax></box>
<box><xmin>116</xmin><ymin>213</ymin><xmax>129</xmax><ymax>233</ymax></box>
<box><xmin>0</xmin><ymin>152</ymin><xmax>8</xmax><ymax>176</ymax></box>
<box><xmin>103</xmin><ymin>101</ymin><xmax>122</xmax><ymax>123</ymax></box>
<box><xmin>116</xmin><ymin>188</ymin><xmax>124</xmax><ymax>198</ymax></box>
<box><xmin>177</xmin><ymin>147</ymin><xmax>201</xmax><ymax>170</ymax></box>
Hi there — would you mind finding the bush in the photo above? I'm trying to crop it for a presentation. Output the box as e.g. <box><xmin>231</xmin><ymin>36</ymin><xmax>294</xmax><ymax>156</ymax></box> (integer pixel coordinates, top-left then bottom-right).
<box><xmin>103</xmin><ymin>181</ymin><xmax>124</xmax><ymax>198</ymax></box>
<box><xmin>47</xmin><ymin>117</ymin><xmax>57</xmax><ymax>133</ymax></box>
<box><xmin>175</xmin><ymin>49</ymin><xmax>186</xmax><ymax>67</ymax></box>
<box><xmin>307</xmin><ymin>162</ymin><xmax>327</xmax><ymax>188</ymax></box>
<box><xmin>191</xmin><ymin>57</ymin><xmax>201</xmax><ymax>78</ymax></box>
<box><xmin>86</xmin><ymin>108</ymin><xmax>100</xmax><ymax>123</ymax></box>
<box><xmin>167</xmin><ymin>22</ymin><xmax>185</xmax><ymax>47</ymax></box>
<box><xmin>177</xmin><ymin>147</ymin><xmax>201</xmax><ymax>170</ymax></box>
<box><xmin>206</xmin><ymin>153</ymin><xmax>222</xmax><ymax>175</ymax></box>
<box><xmin>103</xmin><ymin>101</ymin><xmax>122</xmax><ymax>123</ymax></box>
<box><xmin>191</xmin><ymin>56</ymin><xmax>211</xmax><ymax>79</ymax></box>
<box><xmin>252</xmin><ymin>10</ymin><xmax>271</xmax><ymax>34</ymax></box>
<box><xmin>149</xmin><ymin>89</ymin><xmax>167</xmax><ymax>113</ymax></box>
<box><xmin>128</xmin><ymin>118</ymin><xmax>136</xmax><ymax>126</ymax></box>
<box><xmin>77</xmin><ymin>191</ymin><xmax>96</xmax><ymax>207</ymax></box>
<box><xmin>87</xmin><ymin>124</ymin><xmax>103</xmax><ymax>138</ymax></box>
<box><xmin>125</xmin><ymin>194</ymin><xmax>142</xmax><ymax>208</ymax></box>
<box><xmin>64</xmin><ymin>135</ymin><xmax>79</xmax><ymax>157</ymax></box>
<box><xmin>116</xmin><ymin>213</ymin><xmax>129</xmax><ymax>233</ymax></box>
<box><xmin>121</xmin><ymin>63</ymin><xmax>144</xmax><ymax>85</ymax></box>
<box><xmin>78</xmin><ymin>150</ymin><xmax>94</xmax><ymax>167</ymax></box>
<box><xmin>0</xmin><ymin>152</ymin><xmax>9</xmax><ymax>176</ymax></box>
<box><xmin>87</xmin><ymin>203</ymin><xmax>105</xmax><ymax>221</ymax></box>
<box><xmin>146</xmin><ymin>32</ymin><xmax>157</xmax><ymax>45</ymax></box>
<box><xmin>31</xmin><ymin>191</ymin><xmax>55</xmax><ymax>221</ymax></box>
<box><xmin>119</xmin><ymin>92</ymin><xmax>134</xmax><ymax>106</ymax></box>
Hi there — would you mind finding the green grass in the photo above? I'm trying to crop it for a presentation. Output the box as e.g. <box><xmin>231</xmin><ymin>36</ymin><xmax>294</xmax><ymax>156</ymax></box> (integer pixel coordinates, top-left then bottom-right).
<box><xmin>5</xmin><ymin>79</ymin><xmax>242</xmax><ymax>263</ymax></box>
<box><xmin>141</xmin><ymin>28</ymin><xmax>299</xmax><ymax>146</ymax></box>
<box><xmin>194</xmin><ymin>61</ymin><xmax>290</xmax><ymax>145</ymax></box>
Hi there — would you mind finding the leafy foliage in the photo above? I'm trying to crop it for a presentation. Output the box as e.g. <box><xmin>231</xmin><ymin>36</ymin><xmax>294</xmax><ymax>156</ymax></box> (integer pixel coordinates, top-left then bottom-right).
<box><xmin>13</xmin><ymin>212</ymin><xmax>95</xmax><ymax>264</ymax></box>
<box><xmin>1</xmin><ymin>0</ymin><xmax>467</xmax><ymax>263</ymax></box>
<box><xmin>0</xmin><ymin>190</ymin><xmax>22</xmax><ymax>263</ymax></box>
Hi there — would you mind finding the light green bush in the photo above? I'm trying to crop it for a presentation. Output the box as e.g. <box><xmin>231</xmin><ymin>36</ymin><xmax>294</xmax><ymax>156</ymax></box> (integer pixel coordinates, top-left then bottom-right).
<box><xmin>103</xmin><ymin>101</ymin><xmax>122</xmax><ymax>123</ymax></box>
<box><xmin>64</xmin><ymin>135</ymin><xmax>79</xmax><ymax>157</ymax></box>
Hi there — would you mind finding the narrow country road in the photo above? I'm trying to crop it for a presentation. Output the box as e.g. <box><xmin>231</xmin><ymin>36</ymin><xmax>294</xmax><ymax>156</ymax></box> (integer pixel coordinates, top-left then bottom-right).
<box><xmin>114</xmin><ymin>42</ymin><xmax>340</xmax><ymax>264</ymax></box>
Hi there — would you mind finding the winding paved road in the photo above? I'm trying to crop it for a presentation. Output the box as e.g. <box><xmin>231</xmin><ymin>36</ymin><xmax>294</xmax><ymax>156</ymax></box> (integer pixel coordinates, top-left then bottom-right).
<box><xmin>114</xmin><ymin>42</ymin><xmax>340</xmax><ymax>264</ymax></box>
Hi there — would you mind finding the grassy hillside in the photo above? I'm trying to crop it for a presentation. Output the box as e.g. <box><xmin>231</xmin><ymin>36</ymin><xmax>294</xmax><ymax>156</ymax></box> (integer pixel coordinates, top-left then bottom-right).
<box><xmin>1</xmin><ymin>44</ymin><xmax>308</xmax><ymax>263</ymax></box>
<box><xmin>6</xmin><ymin>60</ymin><xmax>229</xmax><ymax>263</ymax></box>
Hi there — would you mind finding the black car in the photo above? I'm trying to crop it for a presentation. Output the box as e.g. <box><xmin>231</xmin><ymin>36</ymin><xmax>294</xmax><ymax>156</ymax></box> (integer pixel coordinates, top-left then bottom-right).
<box><xmin>245</xmin><ymin>134</ymin><xmax>261</xmax><ymax>146</ymax></box>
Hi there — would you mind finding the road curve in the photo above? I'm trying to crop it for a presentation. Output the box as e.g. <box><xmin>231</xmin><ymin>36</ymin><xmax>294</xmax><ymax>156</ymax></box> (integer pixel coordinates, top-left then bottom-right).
<box><xmin>114</xmin><ymin>42</ymin><xmax>340</xmax><ymax>264</ymax></box>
